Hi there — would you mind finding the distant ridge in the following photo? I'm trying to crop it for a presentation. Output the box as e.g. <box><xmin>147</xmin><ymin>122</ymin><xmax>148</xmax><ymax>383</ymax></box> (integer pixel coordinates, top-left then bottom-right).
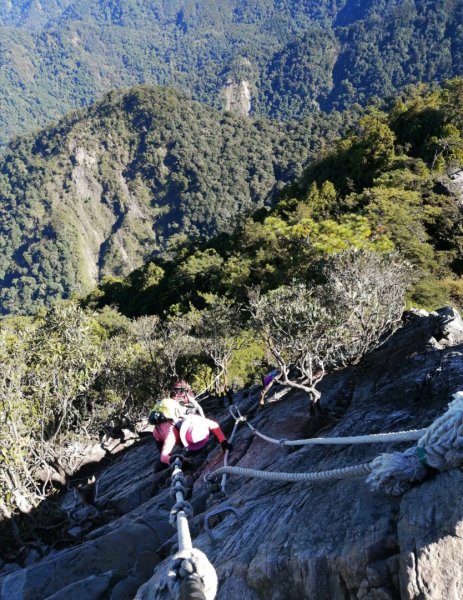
<box><xmin>0</xmin><ymin>0</ymin><xmax>462</xmax><ymax>145</ymax></box>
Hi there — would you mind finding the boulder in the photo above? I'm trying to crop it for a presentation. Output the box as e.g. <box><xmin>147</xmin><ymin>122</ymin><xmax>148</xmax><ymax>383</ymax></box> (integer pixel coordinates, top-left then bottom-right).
<box><xmin>398</xmin><ymin>471</ymin><xmax>463</xmax><ymax>600</ymax></box>
<box><xmin>0</xmin><ymin>517</ymin><xmax>170</xmax><ymax>599</ymax></box>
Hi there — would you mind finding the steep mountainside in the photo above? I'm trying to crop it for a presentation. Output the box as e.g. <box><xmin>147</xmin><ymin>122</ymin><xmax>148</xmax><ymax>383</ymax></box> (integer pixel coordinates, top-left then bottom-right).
<box><xmin>0</xmin><ymin>0</ymin><xmax>462</xmax><ymax>145</ymax></box>
<box><xmin>0</xmin><ymin>0</ymin><xmax>72</xmax><ymax>27</ymax></box>
<box><xmin>2</xmin><ymin>307</ymin><xmax>463</xmax><ymax>599</ymax></box>
<box><xmin>0</xmin><ymin>85</ymin><xmax>343</xmax><ymax>314</ymax></box>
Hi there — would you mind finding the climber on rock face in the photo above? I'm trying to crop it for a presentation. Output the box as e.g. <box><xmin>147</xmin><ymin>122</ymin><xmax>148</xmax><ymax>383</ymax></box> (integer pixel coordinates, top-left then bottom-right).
<box><xmin>259</xmin><ymin>368</ymin><xmax>280</xmax><ymax>407</ymax></box>
<box><xmin>148</xmin><ymin>398</ymin><xmax>232</xmax><ymax>471</ymax></box>
<box><xmin>170</xmin><ymin>380</ymin><xmax>205</xmax><ymax>417</ymax></box>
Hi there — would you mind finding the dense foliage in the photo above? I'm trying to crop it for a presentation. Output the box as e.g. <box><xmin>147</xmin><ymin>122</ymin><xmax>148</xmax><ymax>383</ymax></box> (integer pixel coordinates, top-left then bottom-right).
<box><xmin>285</xmin><ymin>79</ymin><xmax>463</xmax><ymax>308</ymax></box>
<box><xmin>0</xmin><ymin>85</ymin><xmax>347</xmax><ymax>315</ymax></box>
<box><xmin>86</xmin><ymin>80</ymin><xmax>463</xmax><ymax>315</ymax></box>
<box><xmin>1</xmin><ymin>245</ymin><xmax>412</xmax><ymax>522</ymax></box>
<box><xmin>0</xmin><ymin>0</ymin><xmax>462</xmax><ymax>145</ymax></box>
<box><xmin>0</xmin><ymin>301</ymin><xmax>177</xmax><ymax>520</ymax></box>
<box><xmin>249</xmin><ymin>250</ymin><xmax>412</xmax><ymax>407</ymax></box>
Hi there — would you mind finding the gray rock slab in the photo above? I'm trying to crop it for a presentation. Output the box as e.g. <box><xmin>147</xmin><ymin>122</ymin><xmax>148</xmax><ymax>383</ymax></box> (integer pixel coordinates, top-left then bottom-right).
<box><xmin>93</xmin><ymin>442</ymin><xmax>155</xmax><ymax>515</ymax></box>
<box><xmin>136</xmin><ymin>309</ymin><xmax>463</xmax><ymax>599</ymax></box>
<box><xmin>0</xmin><ymin>520</ymin><xmax>166</xmax><ymax>600</ymax></box>
<box><xmin>44</xmin><ymin>571</ymin><xmax>113</xmax><ymax>600</ymax></box>
<box><xmin>398</xmin><ymin>470</ymin><xmax>463</xmax><ymax>600</ymax></box>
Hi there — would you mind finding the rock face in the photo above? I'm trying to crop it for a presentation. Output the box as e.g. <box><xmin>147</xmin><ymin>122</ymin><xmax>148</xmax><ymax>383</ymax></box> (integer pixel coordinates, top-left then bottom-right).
<box><xmin>398</xmin><ymin>470</ymin><xmax>463</xmax><ymax>600</ymax></box>
<box><xmin>2</xmin><ymin>307</ymin><xmax>463</xmax><ymax>599</ymax></box>
<box><xmin>439</xmin><ymin>168</ymin><xmax>463</xmax><ymax>208</ymax></box>
<box><xmin>223</xmin><ymin>80</ymin><xmax>252</xmax><ymax>115</ymax></box>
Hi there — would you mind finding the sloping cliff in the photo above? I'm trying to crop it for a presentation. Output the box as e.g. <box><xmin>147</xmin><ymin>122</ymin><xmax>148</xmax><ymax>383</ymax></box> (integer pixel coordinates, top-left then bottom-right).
<box><xmin>1</xmin><ymin>306</ymin><xmax>463</xmax><ymax>599</ymax></box>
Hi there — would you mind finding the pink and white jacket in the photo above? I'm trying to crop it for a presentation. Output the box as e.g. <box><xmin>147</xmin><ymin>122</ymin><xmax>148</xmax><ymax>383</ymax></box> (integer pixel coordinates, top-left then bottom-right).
<box><xmin>153</xmin><ymin>418</ymin><xmax>225</xmax><ymax>464</ymax></box>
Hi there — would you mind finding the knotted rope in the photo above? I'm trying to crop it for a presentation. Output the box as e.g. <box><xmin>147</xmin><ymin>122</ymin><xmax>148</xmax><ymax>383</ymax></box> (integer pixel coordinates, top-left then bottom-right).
<box><xmin>230</xmin><ymin>405</ymin><xmax>426</xmax><ymax>446</ymax></box>
<box><xmin>166</xmin><ymin>548</ymin><xmax>218</xmax><ymax>600</ymax></box>
<box><xmin>367</xmin><ymin>391</ymin><xmax>463</xmax><ymax>495</ymax></box>
<box><xmin>206</xmin><ymin>461</ymin><xmax>373</xmax><ymax>484</ymax></box>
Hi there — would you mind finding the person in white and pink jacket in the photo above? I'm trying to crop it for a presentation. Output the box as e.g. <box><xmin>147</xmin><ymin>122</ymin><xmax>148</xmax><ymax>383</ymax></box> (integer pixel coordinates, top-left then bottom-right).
<box><xmin>149</xmin><ymin>398</ymin><xmax>232</xmax><ymax>470</ymax></box>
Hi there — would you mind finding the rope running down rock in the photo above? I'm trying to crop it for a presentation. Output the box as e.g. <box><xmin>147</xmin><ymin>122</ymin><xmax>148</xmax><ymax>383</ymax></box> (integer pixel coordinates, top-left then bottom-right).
<box><xmin>166</xmin><ymin>458</ymin><xmax>218</xmax><ymax>600</ymax></box>
<box><xmin>229</xmin><ymin>405</ymin><xmax>427</xmax><ymax>446</ymax></box>
<box><xmin>208</xmin><ymin>392</ymin><xmax>463</xmax><ymax>496</ymax></box>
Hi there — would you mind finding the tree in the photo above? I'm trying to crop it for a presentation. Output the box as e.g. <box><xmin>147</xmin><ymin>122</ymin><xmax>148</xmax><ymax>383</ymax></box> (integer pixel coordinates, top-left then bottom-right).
<box><xmin>132</xmin><ymin>313</ymin><xmax>196</xmax><ymax>395</ymax></box>
<box><xmin>0</xmin><ymin>301</ymin><xmax>104</xmax><ymax>518</ymax></box>
<box><xmin>28</xmin><ymin>302</ymin><xmax>103</xmax><ymax>446</ymax></box>
<box><xmin>250</xmin><ymin>250</ymin><xmax>412</xmax><ymax>410</ymax></box>
<box><xmin>249</xmin><ymin>283</ymin><xmax>337</xmax><ymax>406</ymax></box>
<box><xmin>0</xmin><ymin>327</ymin><xmax>37</xmax><ymax>518</ymax></box>
<box><xmin>193</xmin><ymin>296</ymin><xmax>247</xmax><ymax>400</ymax></box>
<box><xmin>91</xmin><ymin>327</ymin><xmax>155</xmax><ymax>437</ymax></box>
<box><xmin>322</xmin><ymin>250</ymin><xmax>414</xmax><ymax>366</ymax></box>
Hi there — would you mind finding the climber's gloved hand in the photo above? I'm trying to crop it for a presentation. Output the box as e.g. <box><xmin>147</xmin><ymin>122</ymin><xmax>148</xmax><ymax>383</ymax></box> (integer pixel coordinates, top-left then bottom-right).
<box><xmin>221</xmin><ymin>440</ymin><xmax>233</xmax><ymax>452</ymax></box>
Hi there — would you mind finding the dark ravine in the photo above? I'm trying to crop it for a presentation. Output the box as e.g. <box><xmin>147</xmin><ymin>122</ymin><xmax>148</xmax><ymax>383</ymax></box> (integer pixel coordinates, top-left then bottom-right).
<box><xmin>1</xmin><ymin>307</ymin><xmax>463</xmax><ymax>599</ymax></box>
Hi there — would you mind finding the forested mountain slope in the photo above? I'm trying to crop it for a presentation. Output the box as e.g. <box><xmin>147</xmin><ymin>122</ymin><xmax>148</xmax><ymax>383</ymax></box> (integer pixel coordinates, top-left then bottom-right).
<box><xmin>86</xmin><ymin>80</ymin><xmax>463</xmax><ymax>317</ymax></box>
<box><xmin>2</xmin><ymin>79</ymin><xmax>463</xmax><ymax>318</ymax></box>
<box><xmin>0</xmin><ymin>0</ymin><xmax>72</xmax><ymax>27</ymax></box>
<box><xmin>0</xmin><ymin>0</ymin><xmax>462</xmax><ymax>146</ymax></box>
<box><xmin>0</xmin><ymin>85</ymin><xmax>343</xmax><ymax>314</ymax></box>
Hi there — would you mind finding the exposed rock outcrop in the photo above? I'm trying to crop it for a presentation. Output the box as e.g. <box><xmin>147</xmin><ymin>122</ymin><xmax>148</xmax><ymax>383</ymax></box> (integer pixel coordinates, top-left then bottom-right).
<box><xmin>2</xmin><ymin>307</ymin><xmax>463</xmax><ymax>599</ymax></box>
<box><xmin>223</xmin><ymin>80</ymin><xmax>252</xmax><ymax>115</ymax></box>
<box><xmin>438</xmin><ymin>168</ymin><xmax>463</xmax><ymax>209</ymax></box>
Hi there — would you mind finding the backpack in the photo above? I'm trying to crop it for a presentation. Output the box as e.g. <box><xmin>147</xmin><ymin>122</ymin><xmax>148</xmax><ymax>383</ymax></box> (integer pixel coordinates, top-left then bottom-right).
<box><xmin>263</xmin><ymin>369</ymin><xmax>279</xmax><ymax>388</ymax></box>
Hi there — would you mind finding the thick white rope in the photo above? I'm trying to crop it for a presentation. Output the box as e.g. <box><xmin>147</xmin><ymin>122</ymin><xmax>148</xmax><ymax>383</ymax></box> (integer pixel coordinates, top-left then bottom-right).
<box><xmin>229</xmin><ymin>405</ymin><xmax>426</xmax><ymax>446</ymax></box>
<box><xmin>135</xmin><ymin>547</ymin><xmax>218</xmax><ymax>600</ymax></box>
<box><xmin>170</xmin><ymin>460</ymin><xmax>193</xmax><ymax>552</ymax></box>
<box><xmin>176</xmin><ymin>512</ymin><xmax>192</xmax><ymax>553</ymax></box>
<box><xmin>207</xmin><ymin>461</ymin><xmax>373</xmax><ymax>483</ymax></box>
<box><xmin>251</xmin><ymin>426</ymin><xmax>427</xmax><ymax>446</ymax></box>
<box><xmin>214</xmin><ymin>392</ymin><xmax>463</xmax><ymax>495</ymax></box>
<box><xmin>167</xmin><ymin>459</ymin><xmax>217</xmax><ymax>599</ymax></box>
